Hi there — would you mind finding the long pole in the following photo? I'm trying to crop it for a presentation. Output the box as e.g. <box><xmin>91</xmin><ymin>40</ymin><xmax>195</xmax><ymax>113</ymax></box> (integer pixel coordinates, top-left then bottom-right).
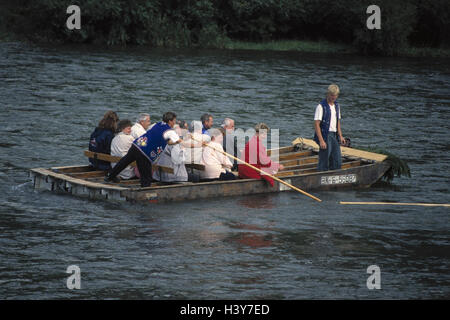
<box><xmin>340</xmin><ymin>201</ymin><xmax>450</xmax><ymax>207</ymax></box>
<box><xmin>190</xmin><ymin>136</ymin><xmax>322</xmax><ymax>202</ymax></box>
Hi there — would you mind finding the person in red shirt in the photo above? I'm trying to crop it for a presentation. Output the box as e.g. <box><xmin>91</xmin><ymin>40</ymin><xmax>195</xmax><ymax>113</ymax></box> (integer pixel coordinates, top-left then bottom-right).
<box><xmin>238</xmin><ymin>123</ymin><xmax>284</xmax><ymax>186</ymax></box>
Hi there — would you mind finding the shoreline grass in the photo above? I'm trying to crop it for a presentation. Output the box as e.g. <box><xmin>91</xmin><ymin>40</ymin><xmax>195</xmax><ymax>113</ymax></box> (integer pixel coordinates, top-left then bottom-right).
<box><xmin>222</xmin><ymin>39</ymin><xmax>450</xmax><ymax>58</ymax></box>
<box><xmin>398</xmin><ymin>46</ymin><xmax>450</xmax><ymax>58</ymax></box>
<box><xmin>1</xmin><ymin>32</ymin><xmax>449</xmax><ymax>59</ymax></box>
<box><xmin>222</xmin><ymin>39</ymin><xmax>357</xmax><ymax>54</ymax></box>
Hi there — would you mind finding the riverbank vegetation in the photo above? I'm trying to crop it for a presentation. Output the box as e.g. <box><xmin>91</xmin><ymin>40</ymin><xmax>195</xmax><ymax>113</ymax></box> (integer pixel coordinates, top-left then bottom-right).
<box><xmin>223</xmin><ymin>40</ymin><xmax>358</xmax><ymax>54</ymax></box>
<box><xmin>2</xmin><ymin>0</ymin><xmax>449</xmax><ymax>57</ymax></box>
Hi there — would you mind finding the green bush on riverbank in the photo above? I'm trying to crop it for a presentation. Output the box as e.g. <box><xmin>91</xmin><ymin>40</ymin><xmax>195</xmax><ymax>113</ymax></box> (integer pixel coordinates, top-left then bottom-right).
<box><xmin>2</xmin><ymin>0</ymin><xmax>449</xmax><ymax>56</ymax></box>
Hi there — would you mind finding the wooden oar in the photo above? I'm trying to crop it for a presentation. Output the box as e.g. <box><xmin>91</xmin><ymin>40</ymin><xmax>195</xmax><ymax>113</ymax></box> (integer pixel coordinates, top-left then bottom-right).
<box><xmin>340</xmin><ymin>201</ymin><xmax>450</xmax><ymax>207</ymax></box>
<box><xmin>189</xmin><ymin>136</ymin><xmax>322</xmax><ymax>202</ymax></box>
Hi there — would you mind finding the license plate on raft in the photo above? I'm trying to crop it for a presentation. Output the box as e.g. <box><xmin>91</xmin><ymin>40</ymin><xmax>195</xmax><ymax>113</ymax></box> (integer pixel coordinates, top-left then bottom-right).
<box><xmin>321</xmin><ymin>174</ymin><xmax>357</xmax><ymax>185</ymax></box>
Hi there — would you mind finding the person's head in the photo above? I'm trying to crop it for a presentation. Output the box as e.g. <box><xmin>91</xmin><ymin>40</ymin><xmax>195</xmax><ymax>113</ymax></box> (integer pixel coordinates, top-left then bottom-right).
<box><xmin>255</xmin><ymin>123</ymin><xmax>269</xmax><ymax>139</ymax></box>
<box><xmin>221</xmin><ymin>118</ymin><xmax>235</xmax><ymax>131</ymax></box>
<box><xmin>175</xmin><ymin>120</ymin><xmax>188</xmax><ymax>137</ymax></box>
<box><xmin>162</xmin><ymin>111</ymin><xmax>177</xmax><ymax>128</ymax></box>
<box><xmin>98</xmin><ymin>110</ymin><xmax>119</xmax><ymax>132</ymax></box>
<box><xmin>173</xmin><ymin>124</ymin><xmax>182</xmax><ymax>136</ymax></box>
<box><xmin>201</xmin><ymin>113</ymin><xmax>213</xmax><ymax>129</ymax></box>
<box><xmin>209</xmin><ymin>128</ymin><xmax>223</xmax><ymax>143</ymax></box>
<box><xmin>177</xmin><ymin>120</ymin><xmax>188</xmax><ymax>130</ymax></box>
<box><xmin>326</xmin><ymin>84</ymin><xmax>340</xmax><ymax>104</ymax></box>
<box><xmin>137</xmin><ymin>113</ymin><xmax>151</xmax><ymax>130</ymax></box>
<box><xmin>117</xmin><ymin>119</ymin><xmax>133</xmax><ymax>135</ymax></box>
<box><xmin>190</xmin><ymin>120</ymin><xmax>203</xmax><ymax>133</ymax></box>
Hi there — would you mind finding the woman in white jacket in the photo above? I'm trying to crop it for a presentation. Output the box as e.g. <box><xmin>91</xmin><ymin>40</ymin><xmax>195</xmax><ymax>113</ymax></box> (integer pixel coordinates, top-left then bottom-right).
<box><xmin>110</xmin><ymin>119</ymin><xmax>136</xmax><ymax>180</ymax></box>
<box><xmin>200</xmin><ymin>128</ymin><xmax>236</xmax><ymax>181</ymax></box>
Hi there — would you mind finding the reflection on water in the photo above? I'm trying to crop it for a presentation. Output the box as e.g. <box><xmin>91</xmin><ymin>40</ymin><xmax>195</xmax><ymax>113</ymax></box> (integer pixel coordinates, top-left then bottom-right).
<box><xmin>197</xmin><ymin>221</ymin><xmax>228</xmax><ymax>245</ymax></box>
<box><xmin>225</xmin><ymin>233</ymin><xmax>274</xmax><ymax>248</ymax></box>
<box><xmin>237</xmin><ymin>194</ymin><xmax>276</xmax><ymax>209</ymax></box>
<box><xmin>0</xmin><ymin>42</ymin><xmax>449</xmax><ymax>299</ymax></box>
<box><xmin>225</xmin><ymin>221</ymin><xmax>276</xmax><ymax>248</ymax></box>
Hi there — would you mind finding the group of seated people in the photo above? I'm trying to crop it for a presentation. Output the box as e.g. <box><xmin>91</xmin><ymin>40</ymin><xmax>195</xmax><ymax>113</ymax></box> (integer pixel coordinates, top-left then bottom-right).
<box><xmin>88</xmin><ymin>110</ymin><xmax>283</xmax><ymax>187</ymax></box>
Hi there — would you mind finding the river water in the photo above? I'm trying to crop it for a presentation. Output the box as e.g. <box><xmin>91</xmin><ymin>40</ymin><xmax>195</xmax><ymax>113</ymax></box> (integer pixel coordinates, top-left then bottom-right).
<box><xmin>0</xmin><ymin>42</ymin><xmax>449</xmax><ymax>299</ymax></box>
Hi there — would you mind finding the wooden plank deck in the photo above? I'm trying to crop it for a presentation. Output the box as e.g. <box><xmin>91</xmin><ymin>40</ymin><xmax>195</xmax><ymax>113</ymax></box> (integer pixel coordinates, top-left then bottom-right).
<box><xmin>276</xmin><ymin>160</ymin><xmax>362</xmax><ymax>177</ymax></box>
<box><xmin>292</xmin><ymin>137</ymin><xmax>387</xmax><ymax>162</ymax></box>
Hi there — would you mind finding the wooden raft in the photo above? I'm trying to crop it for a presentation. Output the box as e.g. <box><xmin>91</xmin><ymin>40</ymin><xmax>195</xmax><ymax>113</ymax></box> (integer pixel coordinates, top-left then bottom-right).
<box><xmin>30</xmin><ymin>142</ymin><xmax>393</xmax><ymax>203</ymax></box>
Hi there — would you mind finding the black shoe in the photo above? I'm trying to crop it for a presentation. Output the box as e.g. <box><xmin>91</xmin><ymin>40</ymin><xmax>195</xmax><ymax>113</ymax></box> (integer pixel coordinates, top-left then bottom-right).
<box><xmin>104</xmin><ymin>173</ymin><xmax>120</xmax><ymax>183</ymax></box>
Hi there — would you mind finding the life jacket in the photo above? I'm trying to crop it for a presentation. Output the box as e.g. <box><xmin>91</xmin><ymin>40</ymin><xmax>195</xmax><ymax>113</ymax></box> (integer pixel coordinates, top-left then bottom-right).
<box><xmin>314</xmin><ymin>98</ymin><xmax>340</xmax><ymax>145</ymax></box>
<box><xmin>88</xmin><ymin>127</ymin><xmax>114</xmax><ymax>170</ymax></box>
<box><xmin>133</xmin><ymin>121</ymin><xmax>172</xmax><ymax>163</ymax></box>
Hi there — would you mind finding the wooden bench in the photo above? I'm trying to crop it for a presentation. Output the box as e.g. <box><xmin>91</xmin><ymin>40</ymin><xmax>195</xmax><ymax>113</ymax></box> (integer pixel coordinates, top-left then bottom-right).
<box><xmin>185</xmin><ymin>163</ymin><xmax>205</xmax><ymax>171</ymax></box>
<box><xmin>84</xmin><ymin>150</ymin><xmax>174</xmax><ymax>174</ymax></box>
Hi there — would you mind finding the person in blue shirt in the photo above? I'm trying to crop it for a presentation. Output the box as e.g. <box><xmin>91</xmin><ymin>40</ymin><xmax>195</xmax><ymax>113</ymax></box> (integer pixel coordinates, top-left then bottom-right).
<box><xmin>313</xmin><ymin>84</ymin><xmax>346</xmax><ymax>171</ymax></box>
<box><xmin>104</xmin><ymin>111</ymin><xmax>181</xmax><ymax>187</ymax></box>
<box><xmin>88</xmin><ymin>110</ymin><xmax>119</xmax><ymax>170</ymax></box>
<box><xmin>200</xmin><ymin>113</ymin><xmax>213</xmax><ymax>135</ymax></box>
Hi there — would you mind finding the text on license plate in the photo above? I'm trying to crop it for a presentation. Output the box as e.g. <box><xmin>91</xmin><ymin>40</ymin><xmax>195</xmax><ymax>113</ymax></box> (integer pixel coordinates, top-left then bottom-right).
<box><xmin>321</xmin><ymin>174</ymin><xmax>357</xmax><ymax>185</ymax></box>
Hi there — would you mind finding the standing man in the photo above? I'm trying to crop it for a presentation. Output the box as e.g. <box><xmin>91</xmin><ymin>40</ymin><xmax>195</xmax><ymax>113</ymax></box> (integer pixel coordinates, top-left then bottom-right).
<box><xmin>200</xmin><ymin>113</ymin><xmax>213</xmax><ymax>135</ymax></box>
<box><xmin>105</xmin><ymin>112</ymin><xmax>181</xmax><ymax>187</ymax></box>
<box><xmin>131</xmin><ymin>113</ymin><xmax>151</xmax><ymax>139</ymax></box>
<box><xmin>314</xmin><ymin>84</ymin><xmax>346</xmax><ymax>171</ymax></box>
